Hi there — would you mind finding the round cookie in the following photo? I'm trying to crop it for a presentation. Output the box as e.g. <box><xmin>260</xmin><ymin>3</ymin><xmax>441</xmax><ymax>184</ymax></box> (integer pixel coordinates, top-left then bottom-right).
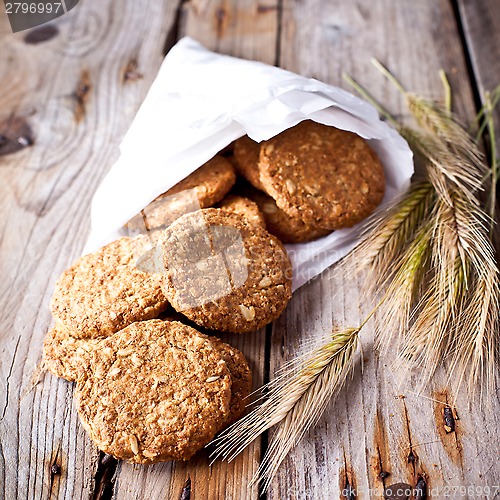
<box><xmin>161</xmin><ymin>209</ymin><xmax>292</xmax><ymax>333</ymax></box>
<box><xmin>258</xmin><ymin>121</ymin><xmax>386</xmax><ymax>229</ymax></box>
<box><xmin>245</xmin><ymin>188</ymin><xmax>332</xmax><ymax>243</ymax></box>
<box><xmin>74</xmin><ymin>320</ymin><xmax>232</xmax><ymax>464</ymax></box>
<box><xmin>43</xmin><ymin>324</ymin><xmax>98</xmax><ymax>382</ymax></box>
<box><xmin>50</xmin><ymin>236</ymin><xmax>169</xmax><ymax>339</ymax></box>
<box><xmin>233</xmin><ymin>136</ymin><xmax>265</xmax><ymax>190</ymax></box>
<box><xmin>218</xmin><ymin>195</ymin><xmax>266</xmax><ymax>228</ymax></box>
<box><xmin>210</xmin><ymin>338</ymin><xmax>252</xmax><ymax>425</ymax></box>
<box><xmin>140</xmin><ymin>155</ymin><xmax>236</xmax><ymax>232</ymax></box>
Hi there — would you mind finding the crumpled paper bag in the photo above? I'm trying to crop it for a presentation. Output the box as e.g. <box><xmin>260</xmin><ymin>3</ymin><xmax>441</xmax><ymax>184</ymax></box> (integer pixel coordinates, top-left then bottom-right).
<box><xmin>85</xmin><ymin>37</ymin><xmax>413</xmax><ymax>290</ymax></box>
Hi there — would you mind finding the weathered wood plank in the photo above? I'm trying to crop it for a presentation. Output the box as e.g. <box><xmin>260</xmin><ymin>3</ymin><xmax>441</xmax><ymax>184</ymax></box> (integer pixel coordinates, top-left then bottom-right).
<box><xmin>183</xmin><ymin>0</ymin><xmax>279</xmax><ymax>66</ymax></box>
<box><xmin>457</xmin><ymin>0</ymin><xmax>500</xmax><ymax>97</ymax></box>
<box><xmin>269</xmin><ymin>0</ymin><xmax>500</xmax><ymax>498</ymax></box>
<box><xmin>458</xmin><ymin>0</ymin><xmax>500</xmax><ymax>134</ymax></box>
<box><xmin>2</xmin><ymin>0</ymin><xmax>499</xmax><ymax>499</ymax></box>
<box><xmin>112</xmin><ymin>1</ymin><xmax>280</xmax><ymax>498</ymax></box>
<box><xmin>0</xmin><ymin>1</ymin><xmax>181</xmax><ymax>498</ymax></box>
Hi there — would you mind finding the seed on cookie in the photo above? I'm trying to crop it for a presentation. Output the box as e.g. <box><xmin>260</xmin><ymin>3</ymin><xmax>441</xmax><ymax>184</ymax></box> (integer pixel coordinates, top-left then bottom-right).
<box><xmin>129</xmin><ymin>435</ymin><xmax>140</xmax><ymax>455</ymax></box>
<box><xmin>50</xmin><ymin>235</ymin><xmax>169</xmax><ymax>339</ymax></box>
<box><xmin>258</xmin><ymin>120</ymin><xmax>386</xmax><ymax>229</ymax></box>
<box><xmin>74</xmin><ymin>319</ymin><xmax>233</xmax><ymax>464</ymax></box>
<box><xmin>285</xmin><ymin>179</ymin><xmax>296</xmax><ymax>195</ymax></box>
<box><xmin>239</xmin><ymin>304</ymin><xmax>256</xmax><ymax>321</ymax></box>
<box><xmin>160</xmin><ymin>209</ymin><xmax>292</xmax><ymax>334</ymax></box>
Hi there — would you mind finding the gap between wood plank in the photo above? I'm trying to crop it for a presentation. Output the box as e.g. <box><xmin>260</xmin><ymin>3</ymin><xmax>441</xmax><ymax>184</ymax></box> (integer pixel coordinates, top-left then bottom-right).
<box><xmin>449</xmin><ymin>0</ymin><xmax>483</xmax><ymax>112</ymax></box>
<box><xmin>258</xmin><ymin>324</ymin><xmax>273</xmax><ymax>500</ymax></box>
<box><xmin>163</xmin><ymin>0</ymin><xmax>189</xmax><ymax>56</ymax></box>
<box><xmin>262</xmin><ymin>3</ymin><xmax>285</xmax><ymax>496</ymax></box>
<box><xmin>274</xmin><ymin>0</ymin><xmax>284</xmax><ymax>68</ymax></box>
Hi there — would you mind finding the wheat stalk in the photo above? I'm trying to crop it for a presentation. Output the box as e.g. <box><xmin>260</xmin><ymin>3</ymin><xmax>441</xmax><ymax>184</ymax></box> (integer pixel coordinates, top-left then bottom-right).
<box><xmin>480</xmin><ymin>86</ymin><xmax>500</xmax><ymax>235</ymax></box>
<box><xmin>445</xmin><ymin>192</ymin><xmax>499</xmax><ymax>400</ymax></box>
<box><xmin>211</xmin><ymin>326</ymin><xmax>360</xmax><ymax>492</ymax></box>
<box><xmin>210</xmin><ymin>70</ymin><xmax>499</xmax><ymax>491</ymax></box>
<box><xmin>346</xmin><ymin>182</ymin><xmax>434</xmax><ymax>290</ymax></box>
<box><xmin>374</xmin><ymin>222</ymin><xmax>433</xmax><ymax>352</ymax></box>
<box><xmin>452</xmin><ymin>269</ymin><xmax>499</xmax><ymax>400</ymax></box>
<box><xmin>349</xmin><ymin>65</ymin><xmax>499</xmax><ymax>399</ymax></box>
<box><xmin>401</xmin><ymin>126</ymin><xmax>484</xmax><ymax>204</ymax></box>
<box><xmin>372</xmin><ymin>59</ymin><xmax>485</xmax><ymax>173</ymax></box>
<box><xmin>395</xmin><ymin>200</ymin><xmax>468</xmax><ymax>385</ymax></box>
<box><xmin>394</xmin><ymin>175</ymin><xmax>498</xmax><ymax>401</ymax></box>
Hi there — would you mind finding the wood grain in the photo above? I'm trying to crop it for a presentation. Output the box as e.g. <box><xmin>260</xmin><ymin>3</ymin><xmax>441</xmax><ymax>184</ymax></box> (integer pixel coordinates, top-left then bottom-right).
<box><xmin>0</xmin><ymin>1</ymin><xmax>181</xmax><ymax>498</ymax></box>
<box><xmin>1</xmin><ymin>0</ymin><xmax>499</xmax><ymax>499</ymax></box>
<box><xmin>183</xmin><ymin>0</ymin><xmax>279</xmax><ymax>66</ymax></box>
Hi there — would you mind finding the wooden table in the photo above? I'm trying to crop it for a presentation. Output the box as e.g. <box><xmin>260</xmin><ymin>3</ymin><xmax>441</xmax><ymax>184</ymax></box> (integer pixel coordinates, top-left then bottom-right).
<box><xmin>1</xmin><ymin>1</ymin><xmax>499</xmax><ymax>498</ymax></box>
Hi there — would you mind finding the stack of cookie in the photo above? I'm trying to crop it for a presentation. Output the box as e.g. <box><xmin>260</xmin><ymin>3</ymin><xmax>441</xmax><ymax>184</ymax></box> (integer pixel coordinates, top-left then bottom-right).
<box><xmin>44</xmin><ymin>233</ymin><xmax>253</xmax><ymax>463</ymax></box>
<box><xmin>44</xmin><ymin>120</ymin><xmax>385</xmax><ymax>464</ymax></box>
<box><xmin>125</xmin><ymin>121</ymin><xmax>384</xmax><ymax>334</ymax></box>
<box><xmin>46</xmin><ymin>319</ymin><xmax>251</xmax><ymax>463</ymax></box>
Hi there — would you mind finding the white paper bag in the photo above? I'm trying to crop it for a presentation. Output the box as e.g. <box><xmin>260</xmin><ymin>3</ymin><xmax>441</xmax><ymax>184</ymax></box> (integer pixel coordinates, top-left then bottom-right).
<box><xmin>85</xmin><ymin>37</ymin><xmax>414</xmax><ymax>290</ymax></box>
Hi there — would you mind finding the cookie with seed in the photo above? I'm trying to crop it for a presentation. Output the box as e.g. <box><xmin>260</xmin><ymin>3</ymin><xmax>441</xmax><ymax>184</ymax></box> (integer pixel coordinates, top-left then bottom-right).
<box><xmin>43</xmin><ymin>324</ymin><xmax>98</xmax><ymax>382</ymax></box>
<box><xmin>233</xmin><ymin>136</ymin><xmax>266</xmax><ymax>191</ymax></box>
<box><xmin>161</xmin><ymin>208</ymin><xmax>292</xmax><ymax>333</ymax></box>
<box><xmin>74</xmin><ymin>319</ymin><xmax>232</xmax><ymax>464</ymax></box>
<box><xmin>245</xmin><ymin>188</ymin><xmax>332</xmax><ymax>243</ymax></box>
<box><xmin>50</xmin><ymin>236</ymin><xmax>169</xmax><ymax>339</ymax></box>
<box><xmin>218</xmin><ymin>195</ymin><xmax>266</xmax><ymax>228</ymax></box>
<box><xmin>210</xmin><ymin>338</ymin><xmax>252</xmax><ymax>425</ymax></box>
<box><xmin>258</xmin><ymin>121</ymin><xmax>386</xmax><ymax>229</ymax></box>
<box><xmin>131</xmin><ymin>155</ymin><xmax>236</xmax><ymax>234</ymax></box>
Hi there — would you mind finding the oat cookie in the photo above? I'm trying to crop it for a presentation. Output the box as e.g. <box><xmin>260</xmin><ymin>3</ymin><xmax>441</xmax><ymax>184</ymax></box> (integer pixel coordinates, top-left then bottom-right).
<box><xmin>210</xmin><ymin>338</ymin><xmax>252</xmax><ymax>425</ymax></box>
<box><xmin>218</xmin><ymin>194</ymin><xmax>266</xmax><ymax>228</ymax></box>
<box><xmin>50</xmin><ymin>236</ymin><xmax>169</xmax><ymax>339</ymax></box>
<box><xmin>136</xmin><ymin>155</ymin><xmax>236</xmax><ymax>233</ymax></box>
<box><xmin>233</xmin><ymin>136</ymin><xmax>265</xmax><ymax>190</ymax></box>
<box><xmin>245</xmin><ymin>188</ymin><xmax>332</xmax><ymax>243</ymax></box>
<box><xmin>43</xmin><ymin>324</ymin><xmax>98</xmax><ymax>382</ymax></box>
<box><xmin>74</xmin><ymin>320</ymin><xmax>232</xmax><ymax>463</ymax></box>
<box><xmin>258</xmin><ymin>121</ymin><xmax>386</xmax><ymax>229</ymax></box>
<box><xmin>161</xmin><ymin>209</ymin><xmax>292</xmax><ymax>333</ymax></box>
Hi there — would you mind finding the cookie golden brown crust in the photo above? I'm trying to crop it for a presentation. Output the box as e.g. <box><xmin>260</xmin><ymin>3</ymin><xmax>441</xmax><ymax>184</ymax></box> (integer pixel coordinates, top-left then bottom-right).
<box><xmin>50</xmin><ymin>236</ymin><xmax>169</xmax><ymax>339</ymax></box>
<box><xmin>218</xmin><ymin>194</ymin><xmax>266</xmax><ymax>228</ymax></box>
<box><xmin>140</xmin><ymin>155</ymin><xmax>237</xmax><ymax>232</ymax></box>
<box><xmin>43</xmin><ymin>324</ymin><xmax>97</xmax><ymax>382</ymax></box>
<box><xmin>161</xmin><ymin>209</ymin><xmax>292</xmax><ymax>333</ymax></box>
<box><xmin>210</xmin><ymin>338</ymin><xmax>252</xmax><ymax>426</ymax></box>
<box><xmin>74</xmin><ymin>320</ymin><xmax>232</xmax><ymax>464</ymax></box>
<box><xmin>233</xmin><ymin>136</ymin><xmax>265</xmax><ymax>190</ymax></box>
<box><xmin>258</xmin><ymin>121</ymin><xmax>386</xmax><ymax>229</ymax></box>
<box><xmin>245</xmin><ymin>187</ymin><xmax>332</xmax><ymax>243</ymax></box>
